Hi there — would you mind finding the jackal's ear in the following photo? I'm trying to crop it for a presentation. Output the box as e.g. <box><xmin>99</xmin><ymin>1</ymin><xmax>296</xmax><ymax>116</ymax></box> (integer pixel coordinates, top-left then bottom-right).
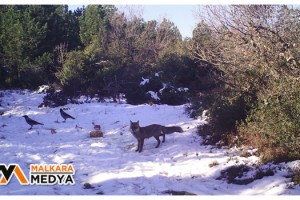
<box><xmin>137</xmin><ymin>120</ymin><xmax>139</xmax><ymax>124</ymax></box>
<box><xmin>130</xmin><ymin>120</ymin><xmax>132</xmax><ymax>124</ymax></box>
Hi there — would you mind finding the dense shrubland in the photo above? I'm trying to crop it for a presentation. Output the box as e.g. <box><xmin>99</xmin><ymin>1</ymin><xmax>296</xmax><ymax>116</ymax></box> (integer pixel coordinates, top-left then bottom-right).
<box><xmin>191</xmin><ymin>5</ymin><xmax>300</xmax><ymax>163</ymax></box>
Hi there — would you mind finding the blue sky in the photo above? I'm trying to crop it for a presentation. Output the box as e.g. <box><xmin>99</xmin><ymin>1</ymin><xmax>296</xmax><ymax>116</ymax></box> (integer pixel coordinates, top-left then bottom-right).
<box><xmin>69</xmin><ymin>5</ymin><xmax>198</xmax><ymax>38</ymax></box>
<box><xmin>117</xmin><ymin>5</ymin><xmax>198</xmax><ymax>38</ymax></box>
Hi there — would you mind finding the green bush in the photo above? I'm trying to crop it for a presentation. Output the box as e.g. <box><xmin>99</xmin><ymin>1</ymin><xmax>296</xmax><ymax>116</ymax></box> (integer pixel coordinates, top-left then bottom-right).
<box><xmin>123</xmin><ymin>70</ymin><xmax>189</xmax><ymax>105</ymax></box>
<box><xmin>159</xmin><ymin>86</ymin><xmax>188</xmax><ymax>105</ymax></box>
<box><xmin>19</xmin><ymin>53</ymin><xmax>53</xmax><ymax>88</ymax></box>
<box><xmin>199</xmin><ymin>91</ymin><xmax>256</xmax><ymax>146</ymax></box>
<box><xmin>57</xmin><ymin>51</ymin><xmax>86</xmax><ymax>96</ymax></box>
<box><xmin>123</xmin><ymin>81</ymin><xmax>148</xmax><ymax>105</ymax></box>
<box><xmin>239</xmin><ymin>82</ymin><xmax>300</xmax><ymax>163</ymax></box>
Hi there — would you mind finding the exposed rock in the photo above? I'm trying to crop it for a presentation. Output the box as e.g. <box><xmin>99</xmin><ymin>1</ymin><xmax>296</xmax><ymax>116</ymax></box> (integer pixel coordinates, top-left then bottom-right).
<box><xmin>83</xmin><ymin>182</ymin><xmax>95</xmax><ymax>189</ymax></box>
<box><xmin>163</xmin><ymin>190</ymin><xmax>197</xmax><ymax>195</ymax></box>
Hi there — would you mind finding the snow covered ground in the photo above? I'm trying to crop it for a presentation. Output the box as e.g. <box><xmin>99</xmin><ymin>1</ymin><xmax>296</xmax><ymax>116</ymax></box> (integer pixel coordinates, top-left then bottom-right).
<box><xmin>0</xmin><ymin>89</ymin><xmax>300</xmax><ymax>195</ymax></box>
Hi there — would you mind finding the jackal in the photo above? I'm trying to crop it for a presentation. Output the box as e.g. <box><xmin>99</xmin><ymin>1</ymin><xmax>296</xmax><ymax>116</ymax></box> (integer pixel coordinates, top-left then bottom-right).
<box><xmin>129</xmin><ymin>120</ymin><xmax>183</xmax><ymax>152</ymax></box>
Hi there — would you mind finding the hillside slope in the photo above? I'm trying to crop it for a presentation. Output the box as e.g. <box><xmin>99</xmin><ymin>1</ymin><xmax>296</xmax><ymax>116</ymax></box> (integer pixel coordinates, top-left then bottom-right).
<box><xmin>0</xmin><ymin>89</ymin><xmax>299</xmax><ymax>195</ymax></box>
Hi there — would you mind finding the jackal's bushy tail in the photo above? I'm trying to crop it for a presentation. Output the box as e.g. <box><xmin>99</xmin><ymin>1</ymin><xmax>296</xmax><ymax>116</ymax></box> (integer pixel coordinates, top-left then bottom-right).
<box><xmin>163</xmin><ymin>126</ymin><xmax>183</xmax><ymax>134</ymax></box>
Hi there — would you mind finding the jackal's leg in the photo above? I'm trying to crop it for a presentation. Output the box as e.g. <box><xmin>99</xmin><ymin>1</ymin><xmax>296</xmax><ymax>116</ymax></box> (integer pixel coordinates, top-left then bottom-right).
<box><xmin>154</xmin><ymin>136</ymin><xmax>160</xmax><ymax>148</ymax></box>
<box><xmin>162</xmin><ymin>134</ymin><xmax>165</xmax><ymax>143</ymax></box>
<box><xmin>139</xmin><ymin>139</ymin><xmax>144</xmax><ymax>153</ymax></box>
<box><xmin>136</xmin><ymin>139</ymin><xmax>140</xmax><ymax>152</ymax></box>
